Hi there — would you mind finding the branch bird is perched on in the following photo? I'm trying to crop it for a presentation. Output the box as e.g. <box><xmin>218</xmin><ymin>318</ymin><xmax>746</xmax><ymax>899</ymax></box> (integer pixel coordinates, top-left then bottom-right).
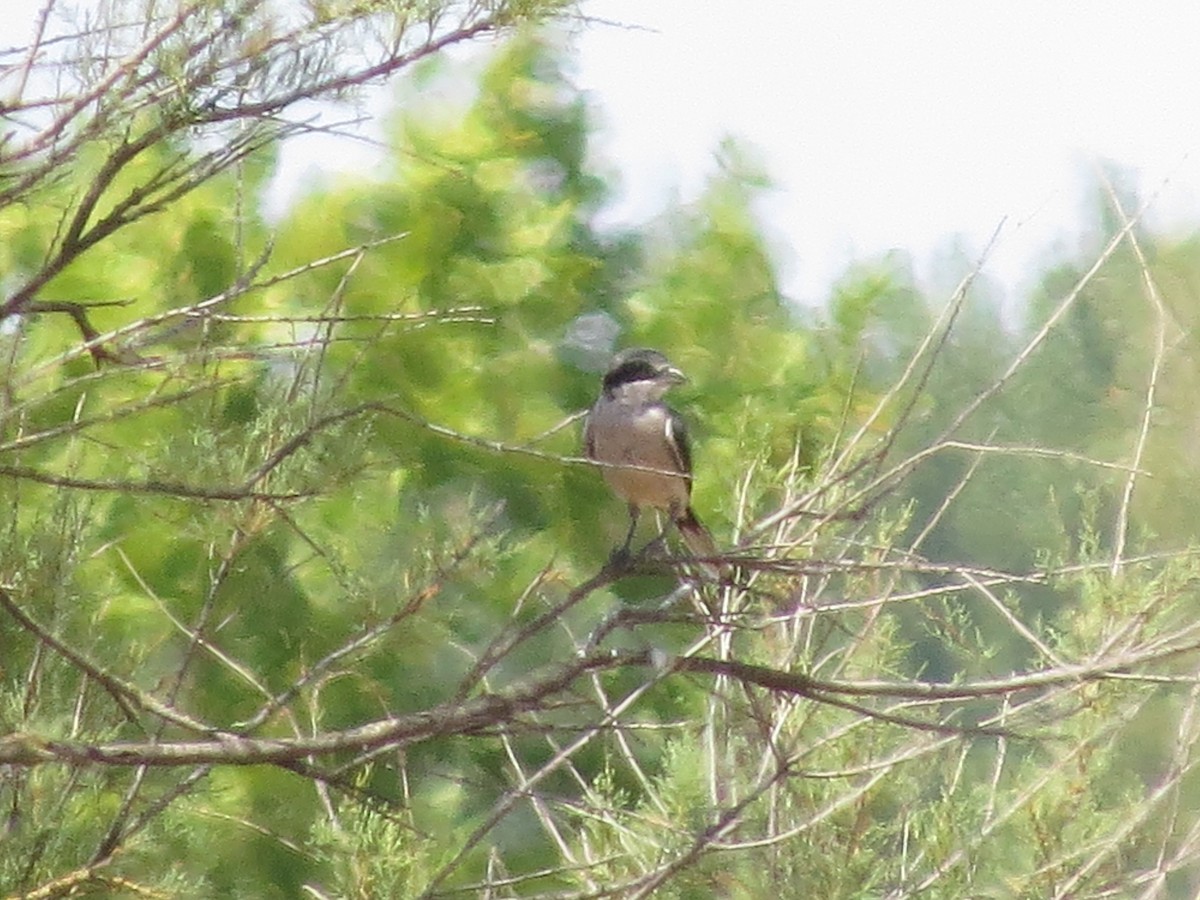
<box><xmin>584</xmin><ymin>348</ymin><xmax>719</xmax><ymax>564</ymax></box>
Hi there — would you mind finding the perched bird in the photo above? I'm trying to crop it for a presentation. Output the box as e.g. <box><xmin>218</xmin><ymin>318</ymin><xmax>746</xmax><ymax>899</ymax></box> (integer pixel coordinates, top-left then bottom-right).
<box><xmin>584</xmin><ymin>348</ymin><xmax>719</xmax><ymax>563</ymax></box>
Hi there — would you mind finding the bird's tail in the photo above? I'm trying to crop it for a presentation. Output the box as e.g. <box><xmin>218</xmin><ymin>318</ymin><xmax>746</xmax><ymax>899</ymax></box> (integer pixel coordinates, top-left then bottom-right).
<box><xmin>675</xmin><ymin>505</ymin><xmax>720</xmax><ymax>564</ymax></box>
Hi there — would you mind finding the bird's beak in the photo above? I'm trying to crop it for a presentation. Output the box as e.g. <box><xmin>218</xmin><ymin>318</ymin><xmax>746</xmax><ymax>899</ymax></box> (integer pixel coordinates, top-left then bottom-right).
<box><xmin>663</xmin><ymin>366</ymin><xmax>687</xmax><ymax>385</ymax></box>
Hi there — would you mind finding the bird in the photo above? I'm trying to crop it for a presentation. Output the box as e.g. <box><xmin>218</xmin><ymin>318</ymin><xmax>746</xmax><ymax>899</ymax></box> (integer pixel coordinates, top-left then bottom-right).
<box><xmin>584</xmin><ymin>347</ymin><xmax>719</xmax><ymax>565</ymax></box>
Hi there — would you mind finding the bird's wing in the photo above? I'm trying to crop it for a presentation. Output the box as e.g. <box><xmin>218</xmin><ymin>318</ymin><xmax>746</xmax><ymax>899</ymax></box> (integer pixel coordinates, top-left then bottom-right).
<box><xmin>665</xmin><ymin>406</ymin><xmax>694</xmax><ymax>488</ymax></box>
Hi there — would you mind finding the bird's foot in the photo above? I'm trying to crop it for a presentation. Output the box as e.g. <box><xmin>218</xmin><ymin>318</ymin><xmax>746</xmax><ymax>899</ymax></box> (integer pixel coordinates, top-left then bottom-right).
<box><xmin>606</xmin><ymin>544</ymin><xmax>635</xmax><ymax>572</ymax></box>
<box><xmin>637</xmin><ymin>535</ymin><xmax>670</xmax><ymax>559</ymax></box>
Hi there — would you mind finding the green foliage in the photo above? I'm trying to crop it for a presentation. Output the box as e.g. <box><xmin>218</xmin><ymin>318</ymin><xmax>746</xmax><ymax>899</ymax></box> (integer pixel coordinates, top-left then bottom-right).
<box><xmin>311</xmin><ymin>799</ymin><xmax>440</xmax><ymax>898</ymax></box>
<box><xmin>559</xmin><ymin>552</ymin><xmax>1200</xmax><ymax>899</ymax></box>
<box><xmin>5</xmin><ymin>6</ymin><xmax>1200</xmax><ymax>898</ymax></box>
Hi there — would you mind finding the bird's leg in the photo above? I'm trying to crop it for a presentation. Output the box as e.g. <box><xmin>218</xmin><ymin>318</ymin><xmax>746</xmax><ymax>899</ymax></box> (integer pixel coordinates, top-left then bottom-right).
<box><xmin>621</xmin><ymin>504</ymin><xmax>641</xmax><ymax>553</ymax></box>
<box><xmin>610</xmin><ymin>504</ymin><xmax>640</xmax><ymax>567</ymax></box>
<box><xmin>639</xmin><ymin>510</ymin><xmax>670</xmax><ymax>558</ymax></box>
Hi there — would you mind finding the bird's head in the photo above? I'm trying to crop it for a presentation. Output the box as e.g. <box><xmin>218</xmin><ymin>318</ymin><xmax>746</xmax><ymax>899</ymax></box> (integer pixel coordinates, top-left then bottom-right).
<box><xmin>601</xmin><ymin>348</ymin><xmax>687</xmax><ymax>400</ymax></box>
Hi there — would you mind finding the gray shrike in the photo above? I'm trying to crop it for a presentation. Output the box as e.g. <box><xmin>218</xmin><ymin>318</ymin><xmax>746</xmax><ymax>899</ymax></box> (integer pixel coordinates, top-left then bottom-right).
<box><xmin>584</xmin><ymin>348</ymin><xmax>719</xmax><ymax>562</ymax></box>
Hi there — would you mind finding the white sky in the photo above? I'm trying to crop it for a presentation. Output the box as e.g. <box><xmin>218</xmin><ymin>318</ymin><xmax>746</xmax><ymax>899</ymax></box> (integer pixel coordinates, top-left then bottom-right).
<box><xmin>7</xmin><ymin>2</ymin><xmax>1200</xmax><ymax>309</ymax></box>
<box><xmin>573</xmin><ymin>1</ymin><xmax>1200</xmax><ymax>307</ymax></box>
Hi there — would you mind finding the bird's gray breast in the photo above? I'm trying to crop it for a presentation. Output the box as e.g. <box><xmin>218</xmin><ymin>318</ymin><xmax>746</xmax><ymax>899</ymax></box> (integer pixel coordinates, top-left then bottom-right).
<box><xmin>587</xmin><ymin>399</ymin><xmax>690</xmax><ymax>512</ymax></box>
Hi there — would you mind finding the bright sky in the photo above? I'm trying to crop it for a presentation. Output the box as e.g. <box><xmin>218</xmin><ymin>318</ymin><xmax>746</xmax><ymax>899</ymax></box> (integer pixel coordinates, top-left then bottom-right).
<box><xmin>573</xmin><ymin>1</ymin><xmax>1200</xmax><ymax>308</ymax></box>
<box><xmin>8</xmin><ymin>2</ymin><xmax>1200</xmax><ymax>310</ymax></box>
